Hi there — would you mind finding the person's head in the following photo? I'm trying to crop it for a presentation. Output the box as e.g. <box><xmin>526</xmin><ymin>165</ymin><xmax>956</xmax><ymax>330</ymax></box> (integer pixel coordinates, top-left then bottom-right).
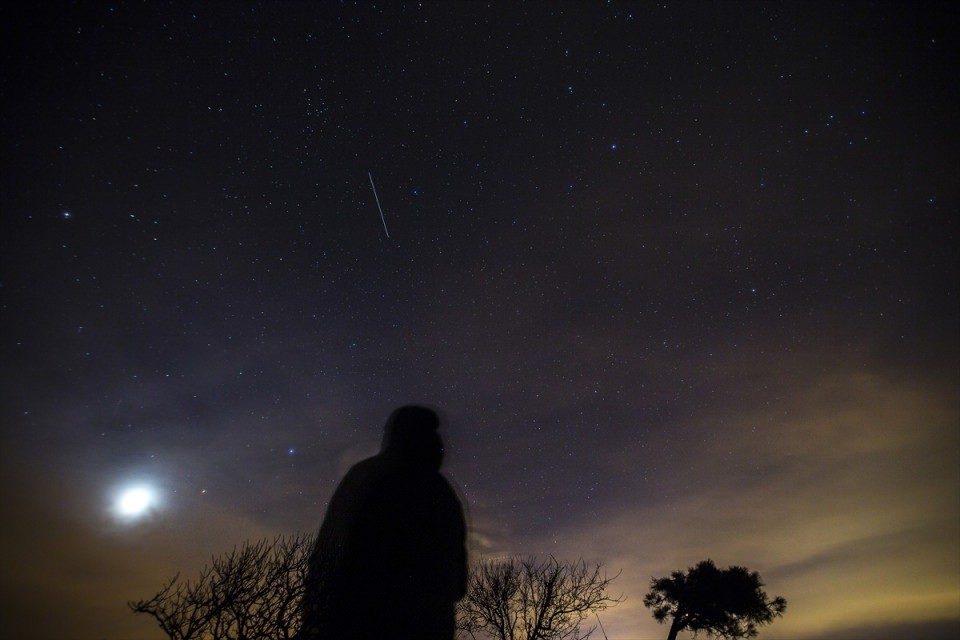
<box><xmin>381</xmin><ymin>405</ymin><xmax>443</xmax><ymax>469</ymax></box>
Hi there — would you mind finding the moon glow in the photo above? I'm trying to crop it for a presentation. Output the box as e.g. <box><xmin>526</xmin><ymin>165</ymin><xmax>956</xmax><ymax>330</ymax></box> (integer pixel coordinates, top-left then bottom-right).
<box><xmin>116</xmin><ymin>486</ymin><xmax>155</xmax><ymax>518</ymax></box>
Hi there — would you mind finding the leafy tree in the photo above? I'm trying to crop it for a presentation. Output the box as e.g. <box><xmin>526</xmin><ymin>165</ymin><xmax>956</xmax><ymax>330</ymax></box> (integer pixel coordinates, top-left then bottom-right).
<box><xmin>457</xmin><ymin>555</ymin><xmax>622</xmax><ymax>640</ymax></box>
<box><xmin>643</xmin><ymin>559</ymin><xmax>786</xmax><ymax>640</ymax></box>
<box><xmin>129</xmin><ymin>534</ymin><xmax>311</xmax><ymax>640</ymax></box>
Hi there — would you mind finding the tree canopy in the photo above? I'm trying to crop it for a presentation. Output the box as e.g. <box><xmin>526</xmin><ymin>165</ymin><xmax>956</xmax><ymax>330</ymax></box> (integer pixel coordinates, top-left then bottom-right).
<box><xmin>643</xmin><ymin>559</ymin><xmax>786</xmax><ymax>640</ymax></box>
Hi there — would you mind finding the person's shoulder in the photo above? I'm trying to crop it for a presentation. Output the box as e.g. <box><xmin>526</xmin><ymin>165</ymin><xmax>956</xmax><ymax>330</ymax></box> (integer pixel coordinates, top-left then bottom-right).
<box><xmin>350</xmin><ymin>455</ymin><xmax>381</xmax><ymax>472</ymax></box>
<box><xmin>429</xmin><ymin>471</ymin><xmax>462</xmax><ymax>499</ymax></box>
<box><xmin>334</xmin><ymin>455</ymin><xmax>383</xmax><ymax>487</ymax></box>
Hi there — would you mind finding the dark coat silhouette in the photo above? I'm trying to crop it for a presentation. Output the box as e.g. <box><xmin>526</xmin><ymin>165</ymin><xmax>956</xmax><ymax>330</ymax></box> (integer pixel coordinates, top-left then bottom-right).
<box><xmin>300</xmin><ymin>406</ymin><xmax>467</xmax><ymax>640</ymax></box>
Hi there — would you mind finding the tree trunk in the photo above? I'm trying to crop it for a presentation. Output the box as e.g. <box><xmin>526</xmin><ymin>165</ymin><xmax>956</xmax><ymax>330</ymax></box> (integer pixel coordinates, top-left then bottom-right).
<box><xmin>666</xmin><ymin>615</ymin><xmax>684</xmax><ymax>640</ymax></box>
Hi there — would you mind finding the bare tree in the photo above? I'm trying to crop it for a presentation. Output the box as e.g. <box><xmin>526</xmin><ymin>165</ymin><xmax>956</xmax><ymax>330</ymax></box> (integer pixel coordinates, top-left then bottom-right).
<box><xmin>129</xmin><ymin>533</ymin><xmax>312</xmax><ymax>640</ymax></box>
<box><xmin>129</xmin><ymin>569</ymin><xmax>217</xmax><ymax>640</ymax></box>
<box><xmin>457</xmin><ymin>556</ymin><xmax>622</xmax><ymax>640</ymax></box>
<box><xmin>131</xmin><ymin>538</ymin><xmax>619</xmax><ymax>640</ymax></box>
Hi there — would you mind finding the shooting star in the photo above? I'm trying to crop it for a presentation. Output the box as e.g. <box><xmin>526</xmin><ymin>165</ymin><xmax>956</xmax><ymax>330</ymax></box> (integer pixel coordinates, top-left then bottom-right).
<box><xmin>367</xmin><ymin>172</ymin><xmax>390</xmax><ymax>239</ymax></box>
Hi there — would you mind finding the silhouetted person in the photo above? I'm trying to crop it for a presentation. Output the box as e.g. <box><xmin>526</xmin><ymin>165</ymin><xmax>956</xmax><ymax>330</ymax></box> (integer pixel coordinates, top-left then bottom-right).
<box><xmin>299</xmin><ymin>405</ymin><xmax>467</xmax><ymax>640</ymax></box>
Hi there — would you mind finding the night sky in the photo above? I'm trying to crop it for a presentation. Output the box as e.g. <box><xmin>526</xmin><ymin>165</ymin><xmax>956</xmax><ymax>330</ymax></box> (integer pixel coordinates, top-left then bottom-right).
<box><xmin>2</xmin><ymin>2</ymin><xmax>958</xmax><ymax>639</ymax></box>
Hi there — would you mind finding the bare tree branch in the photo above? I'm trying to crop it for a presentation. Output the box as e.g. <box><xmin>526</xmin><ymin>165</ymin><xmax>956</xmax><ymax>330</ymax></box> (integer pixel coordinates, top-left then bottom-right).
<box><xmin>132</xmin><ymin>538</ymin><xmax>620</xmax><ymax>640</ymax></box>
<box><xmin>129</xmin><ymin>533</ymin><xmax>313</xmax><ymax>640</ymax></box>
<box><xmin>457</xmin><ymin>556</ymin><xmax>622</xmax><ymax>640</ymax></box>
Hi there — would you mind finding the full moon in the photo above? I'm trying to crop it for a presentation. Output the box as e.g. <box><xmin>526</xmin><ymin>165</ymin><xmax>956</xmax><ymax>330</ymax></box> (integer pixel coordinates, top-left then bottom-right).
<box><xmin>116</xmin><ymin>486</ymin><xmax>154</xmax><ymax>518</ymax></box>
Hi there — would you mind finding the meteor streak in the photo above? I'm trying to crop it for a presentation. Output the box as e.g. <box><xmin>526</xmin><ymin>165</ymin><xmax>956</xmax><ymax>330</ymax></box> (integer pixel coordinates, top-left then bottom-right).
<box><xmin>368</xmin><ymin>172</ymin><xmax>390</xmax><ymax>238</ymax></box>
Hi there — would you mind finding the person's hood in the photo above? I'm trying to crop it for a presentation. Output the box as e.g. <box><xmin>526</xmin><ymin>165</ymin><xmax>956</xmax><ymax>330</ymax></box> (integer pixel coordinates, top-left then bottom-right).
<box><xmin>380</xmin><ymin>405</ymin><xmax>444</xmax><ymax>470</ymax></box>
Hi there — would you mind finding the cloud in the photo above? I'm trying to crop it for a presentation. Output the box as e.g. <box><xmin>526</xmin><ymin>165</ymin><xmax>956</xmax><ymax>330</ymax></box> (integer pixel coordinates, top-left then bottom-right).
<box><xmin>801</xmin><ymin>618</ymin><xmax>960</xmax><ymax>640</ymax></box>
<box><xmin>508</xmin><ymin>360</ymin><xmax>960</xmax><ymax>638</ymax></box>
